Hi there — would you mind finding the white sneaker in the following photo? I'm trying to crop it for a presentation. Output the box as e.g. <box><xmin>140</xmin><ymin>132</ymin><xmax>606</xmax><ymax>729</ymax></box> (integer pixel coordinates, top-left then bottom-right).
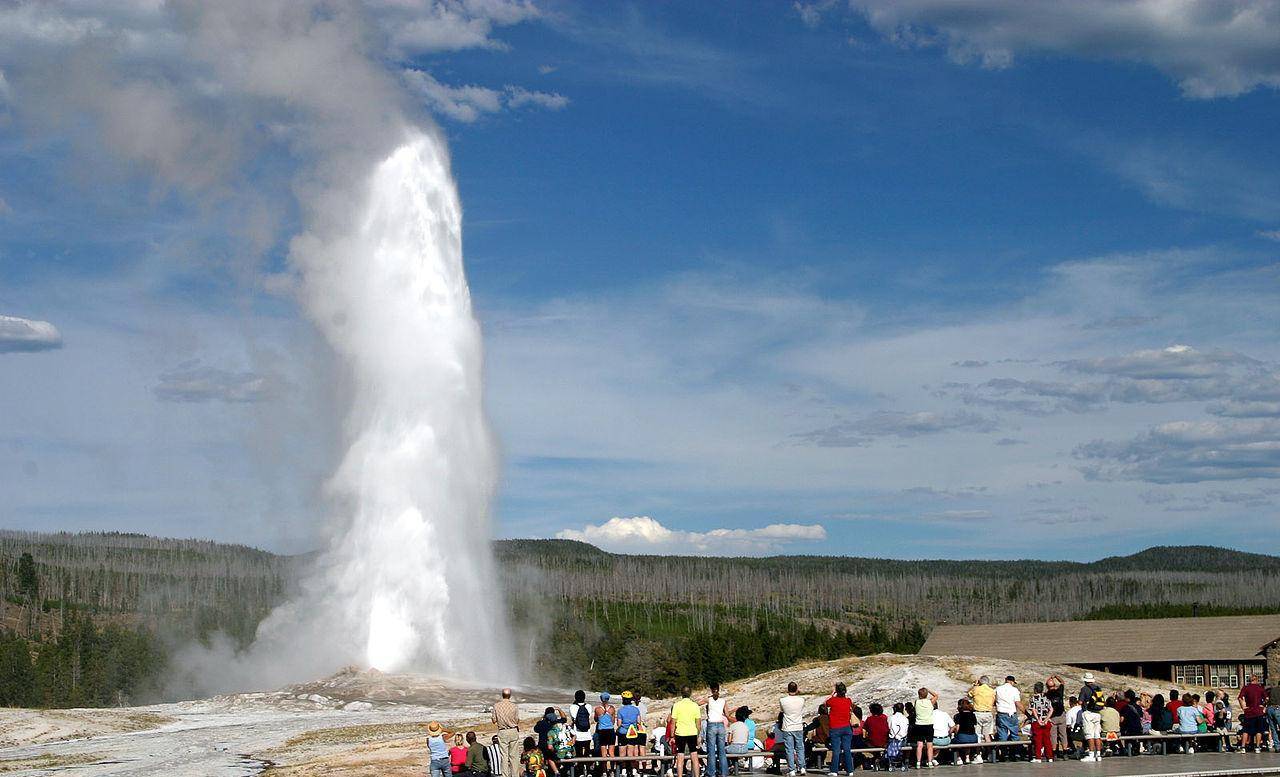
<box><xmin>1030</xmin><ymin>759</ymin><xmax>1040</xmax><ymax>763</ymax></box>
<box><xmin>972</xmin><ymin>756</ymin><xmax>983</xmax><ymax>765</ymax></box>
<box><xmin>788</xmin><ymin>772</ymin><xmax>796</xmax><ymax>776</ymax></box>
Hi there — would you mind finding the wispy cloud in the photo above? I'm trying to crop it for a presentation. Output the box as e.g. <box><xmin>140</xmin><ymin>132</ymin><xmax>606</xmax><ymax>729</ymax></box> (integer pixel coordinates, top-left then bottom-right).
<box><xmin>841</xmin><ymin>0</ymin><xmax>1280</xmax><ymax>98</ymax></box>
<box><xmin>402</xmin><ymin>70</ymin><xmax>568</xmax><ymax>122</ymax></box>
<box><xmin>153</xmin><ymin>363</ymin><xmax>277</xmax><ymax>404</ymax></box>
<box><xmin>796</xmin><ymin>410</ymin><xmax>998</xmax><ymax>447</ymax></box>
<box><xmin>1077</xmin><ymin>418</ymin><xmax>1280</xmax><ymax>483</ymax></box>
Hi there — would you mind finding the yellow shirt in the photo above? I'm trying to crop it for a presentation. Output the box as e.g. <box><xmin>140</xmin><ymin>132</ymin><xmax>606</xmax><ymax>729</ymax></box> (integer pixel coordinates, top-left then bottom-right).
<box><xmin>672</xmin><ymin>698</ymin><xmax>701</xmax><ymax>737</ymax></box>
<box><xmin>969</xmin><ymin>685</ymin><xmax>996</xmax><ymax>713</ymax></box>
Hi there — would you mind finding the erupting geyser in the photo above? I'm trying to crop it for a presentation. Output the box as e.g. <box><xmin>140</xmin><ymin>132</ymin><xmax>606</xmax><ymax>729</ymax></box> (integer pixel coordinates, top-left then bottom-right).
<box><xmin>274</xmin><ymin>128</ymin><xmax>514</xmax><ymax>681</ymax></box>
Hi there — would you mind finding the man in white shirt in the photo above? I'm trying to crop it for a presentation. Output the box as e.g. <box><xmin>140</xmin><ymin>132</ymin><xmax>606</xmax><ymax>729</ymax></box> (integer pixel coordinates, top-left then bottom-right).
<box><xmin>779</xmin><ymin>682</ymin><xmax>807</xmax><ymax>776</ymax></box>
<box><xmin>566</xmin><ymin>690</ymin><xmax>595</xmax><ymax>761</ymax></box>
<box><xmin>994</xmin><ymin>676</ymin><xmax>1025</xmax><ymax>753</ymax></box>
<box><xmin>706</xmin><ymin>683</ymin><xmax>730</xmax><ymax>777</ymax></box>
<box><xmin>1064</xmin><ymin>696</ymin><xmax>1083</xmax><ymax>760</ymax></box>
<box><xmin>932</xmin><ymin>706</ymin><xmax>955</xmax><ymax>763</ymax></box>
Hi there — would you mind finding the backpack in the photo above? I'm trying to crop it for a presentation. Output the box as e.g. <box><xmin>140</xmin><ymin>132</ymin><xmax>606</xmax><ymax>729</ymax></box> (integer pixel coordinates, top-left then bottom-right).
<box><xmin>553</xmin><ymin>724</ymin><xmax>575</xmax><ymax>759</ymax></box>
<box><xmin>574</xmin><ymin>704</ymin><xmax>592</xmax><ymax>733</ymax></box>
<box><xmin>619</xmin><ymin>704</ymin><xmax>645</xmax><ymax>738</ymax></box>
<box><xmin>524</xmin><ymin>748</ymin><xmax>546</xmax><ymax>777</ymax></box>
<box><xmin>1085</xmin><ymin>687</ymin><xmax>1105</xmax><ymax>713</ymax></box>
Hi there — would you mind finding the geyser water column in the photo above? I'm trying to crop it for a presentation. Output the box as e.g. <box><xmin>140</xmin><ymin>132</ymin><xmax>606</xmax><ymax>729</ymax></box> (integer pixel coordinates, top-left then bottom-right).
<box><xmin>296</xmin><ymin>127</ymin><xmax>514</xmax><ymax>680</ymax></box>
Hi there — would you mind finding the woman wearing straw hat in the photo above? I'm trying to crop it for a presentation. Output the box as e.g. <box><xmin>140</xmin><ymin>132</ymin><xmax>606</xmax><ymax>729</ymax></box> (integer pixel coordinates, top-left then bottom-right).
<box><xmin>429</xmin><ymin>721</ymin><xmax>454</xmax><ymax>777</ymax></box>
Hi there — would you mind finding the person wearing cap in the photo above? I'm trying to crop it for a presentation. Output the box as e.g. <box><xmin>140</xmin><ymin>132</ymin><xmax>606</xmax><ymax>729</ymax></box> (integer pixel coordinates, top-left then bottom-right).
<box><xmin>493</xmin><ymin>689</ymin><xmax>523</xmax><ymax>777</ymax></box>
<box><xmin>617</xmin><ymin>691</ymin><xmax>645</xmax><ymax>777</ymax></box>
<box><xmin>1078</xmin><ymin>673</ymin><xmax>1104</xmax><ymax>762</ymax></box>
<box><xmin>993</xmin><ymin>676</ymin><xmax>1024</xmax><ymax>753</ymax></box>
<box><xmin>428</xmin><ymin>721</ymin><xmax>454</xmax><ymax>777</ymax></box>
<box><xmin>595</xmin><ymin>692</ymin><xmax>618</xmax><ymax>765</ymax></box>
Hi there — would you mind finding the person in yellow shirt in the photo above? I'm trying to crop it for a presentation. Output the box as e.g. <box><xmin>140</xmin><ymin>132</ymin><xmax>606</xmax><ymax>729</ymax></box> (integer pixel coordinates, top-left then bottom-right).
<box><xmin>668</xmin><ymin>686</ymin><xmax>702</xmax><ymax>777</ymax></box>
<box><xmin>967</xmin><ymin>676</ymin><xmax>997</xmax><ymax>762</ymax></box>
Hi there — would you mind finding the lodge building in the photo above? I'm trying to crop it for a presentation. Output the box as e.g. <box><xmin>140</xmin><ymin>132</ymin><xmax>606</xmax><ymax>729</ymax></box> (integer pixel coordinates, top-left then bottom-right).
<box><xmin>918</xmin><ymin>614</ymin><xmax>1280</xmax><ymax>688</ymax></box>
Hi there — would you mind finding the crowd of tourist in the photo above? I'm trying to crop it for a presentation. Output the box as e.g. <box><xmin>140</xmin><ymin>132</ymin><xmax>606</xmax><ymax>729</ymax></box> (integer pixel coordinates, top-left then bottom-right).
<box><xmin>421</xmin><ymin>674</ymin><xmax>1280</xmax><ymax>777</ymax></box>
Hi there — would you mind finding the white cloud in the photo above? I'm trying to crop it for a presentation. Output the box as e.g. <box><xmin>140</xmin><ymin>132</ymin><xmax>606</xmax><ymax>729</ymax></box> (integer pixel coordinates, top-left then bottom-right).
<box><xmin>403</xmin><ymin>70</ymin><xmax>569</xmax><ymax>122</ymax></box>
<box><xmin>503</xmin><ymin>85</ymin><xmax>569</xmax><ymax>110</ymax></box>
<box><xmin>403</xmin><ymin>70</ymin><xmax>503</xmax><ymax>123</ymax></box>
<box><xmin>1259</xmin><ymin>229</ymin><xmax>1280</xmax><ymax>242</ymax></box>
<box><xmin>0</xmin><ymin>314</ymin><xmax>63</xmax><ymax>353</ymax></box>
<box><xmin>372</xmin><ymin>0</ymin><xmax>540</xmax><ymax>56</ymax></box>
<box><xmin>845</xmin><ymin>0</ymin><xmax>1280</xmax><ymax>98</ymax></box>
<box><xmin>555</xmin><ymin>515</ymin><xmax>826</xmax><ymax>555</ymax></box>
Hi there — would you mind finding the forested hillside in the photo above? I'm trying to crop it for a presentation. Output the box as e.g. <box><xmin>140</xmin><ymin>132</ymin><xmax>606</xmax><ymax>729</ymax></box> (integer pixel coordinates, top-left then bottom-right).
<box><xmin>2</xmin><ymin>530</ymin><xmax>1278</xmax><ymax>707</ymax></box>
<box><xmin>495</xmin><ymin>539</ymin><xmax>1280</xmax><ymax>624</ymax></box>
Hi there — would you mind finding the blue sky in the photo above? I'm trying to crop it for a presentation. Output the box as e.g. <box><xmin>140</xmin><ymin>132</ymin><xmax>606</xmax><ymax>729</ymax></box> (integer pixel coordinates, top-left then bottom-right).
<box><xmin>2</xmin><ymin>0</ymin><xmax>1279</xmax><ymax>558</ymax></box>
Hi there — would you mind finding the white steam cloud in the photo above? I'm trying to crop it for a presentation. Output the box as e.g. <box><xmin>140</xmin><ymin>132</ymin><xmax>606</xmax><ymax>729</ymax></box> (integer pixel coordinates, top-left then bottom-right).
<box><xmin>0</xmin><ymin>1</ymin><xmax>521</xmax><ymax>690</ymax></box>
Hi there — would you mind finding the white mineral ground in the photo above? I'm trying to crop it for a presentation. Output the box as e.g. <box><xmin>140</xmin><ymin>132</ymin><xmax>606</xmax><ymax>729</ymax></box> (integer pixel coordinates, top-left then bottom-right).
<box><xmin>0</xmin><ymin>655</ymin><xmax>1193</xmax><ymax>776</ymax></box>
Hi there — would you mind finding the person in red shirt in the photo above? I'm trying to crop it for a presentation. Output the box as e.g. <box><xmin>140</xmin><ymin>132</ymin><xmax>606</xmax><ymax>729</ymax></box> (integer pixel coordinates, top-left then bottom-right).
<box><xmin>863</xmin><ymin>702</ymin><xmax>890</xmax><ymax>764</ymax></box>
<box><xmin>825</xmin><ymin>683</ymin><xmax>855</xmax><ymax>775</ymax></box>
<box><xmin>1239</xmin><ymin>674</ymin><xmax>1270</xmax><ymax>752</ymax></box>
<box><xmin>1167</xmin><ymin>689</ymin><xmax>1183</xmax><ymax>719</ymax></box>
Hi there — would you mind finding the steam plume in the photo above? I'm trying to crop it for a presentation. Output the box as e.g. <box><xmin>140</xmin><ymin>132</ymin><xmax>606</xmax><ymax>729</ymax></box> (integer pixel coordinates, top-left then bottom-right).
<box><xmin>0</xmin><ymin>0</ymin><xmax>520</xmax><ymax>689</ymax></box>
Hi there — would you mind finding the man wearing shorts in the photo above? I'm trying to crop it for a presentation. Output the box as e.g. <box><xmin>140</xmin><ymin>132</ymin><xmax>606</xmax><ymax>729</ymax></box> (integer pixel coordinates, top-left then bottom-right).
<box><xmin>1078</xmin><ymin>673</ymin><xmax>1104</xmax><ymax>762</ymax></box>
<box><xmin>1239</xmin><ymin>674</ymin><xmax>1269</xmax><ymax>753</ymax></box>
<box><xmin>968</xmin><ymin>676</ymin><xmax>996</xmax><ymax>763</ymax></box>
<box><xmin>669</xmin><ymin>687</ymin><xmax>701</xmax><ymax>777</ymax></box>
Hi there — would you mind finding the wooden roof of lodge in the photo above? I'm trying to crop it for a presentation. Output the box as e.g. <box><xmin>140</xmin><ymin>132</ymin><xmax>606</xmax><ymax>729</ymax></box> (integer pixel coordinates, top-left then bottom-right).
<box><xmin>918</xmin><ymin>614</ymin><xmax>1280</xmax><ymax>664</ymax></box>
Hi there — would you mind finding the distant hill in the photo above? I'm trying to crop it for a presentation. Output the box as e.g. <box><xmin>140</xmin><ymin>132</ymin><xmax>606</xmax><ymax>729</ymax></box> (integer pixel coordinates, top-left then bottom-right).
<box><xmin>494</xmin><ymin>538</ymin><xmax>1280</xmax><ymax>624</ymax></box>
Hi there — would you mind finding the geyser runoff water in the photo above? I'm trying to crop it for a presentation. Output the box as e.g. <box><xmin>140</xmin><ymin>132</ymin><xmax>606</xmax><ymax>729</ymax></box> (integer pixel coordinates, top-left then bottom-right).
<box><xmin>284</xmin><ymin>128</ymin><xmax>514</xmax><ymax>681</ymax></box>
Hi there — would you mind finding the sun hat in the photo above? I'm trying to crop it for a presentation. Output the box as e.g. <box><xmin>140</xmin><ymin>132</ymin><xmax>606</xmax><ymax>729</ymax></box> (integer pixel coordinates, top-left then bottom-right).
<box><xmin>428</xmin><ymin>721</ymin><xmax>444</xmax><ymax>736</ymax></box>
<box><xmin>1082</xmin><ymin>672</ymin><xmax>1095</xmax><ymax>682</ymax></box>
<box><xmin>601</xmin><ymin>691</ymin><xmax>611</xmax><ymax>701</ymax></box>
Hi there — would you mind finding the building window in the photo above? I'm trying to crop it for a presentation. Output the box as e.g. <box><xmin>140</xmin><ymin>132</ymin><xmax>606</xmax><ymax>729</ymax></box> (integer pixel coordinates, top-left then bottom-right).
<box><xmin>1210</xmin><ymin>664</ymin><xmax>1239</xmax><ymax>688</ymax></box>
<box><xmin>1245</xmin><ymin>664</ymin><xmax>1266</xmax><ymax>682</ymax></box>
<box><xmin>1175</xmin><ymin>663</ymin><xmax>1205</xmax><ymax>686</ymax></box>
